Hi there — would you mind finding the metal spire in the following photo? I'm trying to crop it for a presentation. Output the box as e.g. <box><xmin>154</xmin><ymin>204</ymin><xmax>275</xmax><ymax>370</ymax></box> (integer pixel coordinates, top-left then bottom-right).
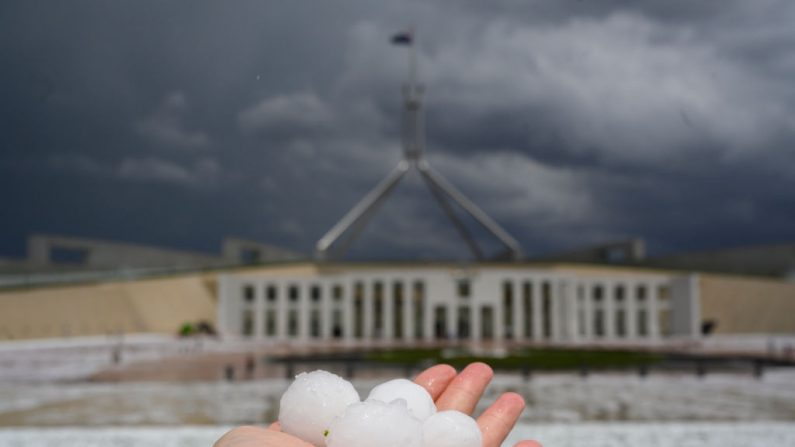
<box><xmin>316</xmin><ymin>31</ymin><xmax>524</xmax><ymax>261</ymax></box>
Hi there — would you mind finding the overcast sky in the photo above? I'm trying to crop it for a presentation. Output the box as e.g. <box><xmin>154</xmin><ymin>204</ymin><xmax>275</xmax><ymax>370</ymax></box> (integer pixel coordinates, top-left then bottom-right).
<box><xmin>1</xmin><ymin>0</ymin><xmax>794</xmax><ymax>260</ymax></box>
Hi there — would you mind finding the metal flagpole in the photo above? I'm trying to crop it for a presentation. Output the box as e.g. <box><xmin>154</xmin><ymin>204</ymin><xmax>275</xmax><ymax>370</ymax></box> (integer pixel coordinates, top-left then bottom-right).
<box><xmin>315</xmin><ymin>30</ymin><xmax>524</xmax><ymax>261</ymax></box>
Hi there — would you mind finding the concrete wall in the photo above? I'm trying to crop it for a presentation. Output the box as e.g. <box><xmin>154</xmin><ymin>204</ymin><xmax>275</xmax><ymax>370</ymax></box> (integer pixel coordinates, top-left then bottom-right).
<box><xmin>670</xmin><ymin>274</ymin><xmax>701</xmax><ymax>338</ymax></box>
<box><xmin>649</xmin><ymin>244</ymin><xmax>795</xmax><ymax>278</ymax></box>
<box><xmin>699</xmin><ymin>274</ymin><xmax>795</xmax><ymax>334</ymax></box>
<box><xmin>533</xmin><ymin>239</ymin><xmax>646</xmax><ymax>263</ymax></box>
<box><xmin>0</xmin><ymin>274</ymin><xmax>217</xmax><ymax>340</ymax></box>
<box><xmin>221</xmin><ymin>238</ymin><xmax>304</xmax><ymax>264</ymax></box>
<box><xmin>27</xmin><ymin>234</ymin><xmax>225</xmax><ymax>271</ymax></box>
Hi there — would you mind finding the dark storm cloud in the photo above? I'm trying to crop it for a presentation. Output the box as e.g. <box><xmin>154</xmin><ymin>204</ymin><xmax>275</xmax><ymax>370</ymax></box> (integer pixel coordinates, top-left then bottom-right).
<box><xmin>1</xmin><ymin>0</ymin><xmax>794</xmax><ymax>260</ymax></box>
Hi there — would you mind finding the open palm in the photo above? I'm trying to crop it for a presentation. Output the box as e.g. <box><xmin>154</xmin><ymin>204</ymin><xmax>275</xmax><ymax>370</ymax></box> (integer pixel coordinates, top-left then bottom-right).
<box><xmin>214</xmin><ymin>362</ymin><xmax>541</xmax><ymax>447</ymax></box>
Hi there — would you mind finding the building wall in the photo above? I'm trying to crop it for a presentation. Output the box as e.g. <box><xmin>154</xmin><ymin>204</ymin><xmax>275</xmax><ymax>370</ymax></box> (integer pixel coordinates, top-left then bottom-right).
<box><xmin>699</xmin><ymin>274</ymin><xmax>795</xmax><ymax>334</ymax></box>
<box><xmin>218</xmin><ymin>265</ymin><xmax>686</xmax><ymax>344</ymax></box>
<box><xmin>26</xmin><ymin>234</ymin><xmax>225</xmax><ymax>271</ymax></box>
<box><xmin>0</xmin><ymin>274</ymin><xmax>217</xmax><ymax>340</ymax></box>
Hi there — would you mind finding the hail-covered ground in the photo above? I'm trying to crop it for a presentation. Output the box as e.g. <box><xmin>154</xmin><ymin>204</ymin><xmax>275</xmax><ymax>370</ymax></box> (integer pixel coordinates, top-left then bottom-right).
<box><xmin>2</xmin><ymin>336</ymin><xmax>795</xmax><ymax>446</ymax></box>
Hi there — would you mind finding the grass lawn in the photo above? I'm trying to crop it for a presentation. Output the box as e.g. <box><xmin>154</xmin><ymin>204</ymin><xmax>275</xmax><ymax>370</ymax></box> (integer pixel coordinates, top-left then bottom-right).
<box><xmin>366</xmin><ymin>347</ymin><xmax>662</xmax><ymax>371</ymax></box>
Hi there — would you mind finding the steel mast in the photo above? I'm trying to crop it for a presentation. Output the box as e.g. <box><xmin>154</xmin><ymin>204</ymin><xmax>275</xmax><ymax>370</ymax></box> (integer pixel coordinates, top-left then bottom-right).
<box><xmin>316</xmin><ymin>31</ymin><xmax>523</xmax><ymax>261</ymax></box>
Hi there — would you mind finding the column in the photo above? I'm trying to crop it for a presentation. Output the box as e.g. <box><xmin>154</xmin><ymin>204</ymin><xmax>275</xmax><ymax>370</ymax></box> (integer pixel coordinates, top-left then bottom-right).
<box><xmin>344</xmin><ymin>279</ymin><xmax>354</xmax><ymax>342</ymax></box>
<box><xmin>217</xmin><ymin>275</ymin><xmax>230</xmax><ymax>335</ymax></box>
<box><xmin>512</xmin><ymin>281</ymin><xmax>522</xmax><ymax>342</ymax></box>
<box><xmin>254</xmin><ymin>283</ymin><xmax>265</xmax><ymax>339</ymax></box>
<box><xmin>626</xmin><ymin>281</ymin><xmax>638</xmax><ymax>340</ymax></box>
<box><xmin>648</xmin><ymin>282</ymin><xmax>660</xmax><ymax>340</ymax></box>
<box><xmin>299</xmin><ymin>282</ymin><xmax>310</xmax><ymax>341</ymax></box>
<box><xmin>277</xmin><ymin>282</ymin><xmax>289</xmax><ymax>340</ymax></box>
<box><xmin>363</xmin><ymin>281</ymin><xmax>374</xmax><ymax>341</ymax></box>
<box><xmin>532</xmin><ymin>280</ymin><xmax>543</xmax><ymax>341</ymax></box>
<box><xmin>384</xmin><ymin>279</ymin><xmax>394</xmax><ymax>342</ymax></box>
<box><xmin>472</xmin><ymin>296</ymin><xmax>482</xmax><ymax>342</ymax></box>
<box><xmin>423</xmin><ymin>282</ymin><xmax>434</xmax><ymax>342</ymax></box>
<box><xmin>565</xmin><ymin>280</ymin><xmax>579</xmax><ymax>342</ymax></box>
<box><xmin>603</xmin><ymin>281</ymin><xmax>615</xmax><ymax>340</ymax></box>
<box><xmin>322</xmin><ymin>281</ymin><xmax>333</xmax><ymax>340</ymax></box>
<box><xmin>494</xmin><ymin>287</ymin><xmax>505</xmax><ymax>342</ymax></box>
<box><xmin>551</xmin><ymin>280</ymin><xmax>563</xmax><ymax>342</ymax></box>
<box><xmin>401</xmin><ymin>280</ymin><xmax>411</xmax><ymax>343</ymax></box>
<box><xmin>583</xmin><ymin>282</ymin><xmax>594</xmax><ymax>341</ymax></box>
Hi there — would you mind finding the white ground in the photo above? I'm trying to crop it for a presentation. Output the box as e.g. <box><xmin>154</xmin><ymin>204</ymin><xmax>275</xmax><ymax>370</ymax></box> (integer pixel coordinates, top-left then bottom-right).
<box><xmin>1</xmin><ymin>423</ymin><xmax>795</xmax><ymax>447</ymax></box>
<box><xmin>2</xmin><ymin>335</ymin><xmax>795</xmax><ymax>446</ymax></box>
<box><xmin>1</xmin><ymin>370</ymin><xmax>794</xmax><ymax>426</ymax></box>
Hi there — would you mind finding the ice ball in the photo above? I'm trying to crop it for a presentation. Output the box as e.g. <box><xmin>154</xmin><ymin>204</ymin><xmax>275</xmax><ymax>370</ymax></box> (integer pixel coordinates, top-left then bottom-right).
<box><xmin>326</xmin><ymin>399</ymin><xmax>423</xmax><ymax>447</ymax></box>
<box><xmin>423</xmin><ymin>410</ymin><xmax>482</xmax><ymax>447</ymax></box>
<box><xmin>367</xmin><ymin>378</ymin><xmax>437</xmax><ymax>420</ymax></box>
<box><xmin>279</xmin><ymin>370</ymin><xmax>360</xmax><ymax>447</ymax></box>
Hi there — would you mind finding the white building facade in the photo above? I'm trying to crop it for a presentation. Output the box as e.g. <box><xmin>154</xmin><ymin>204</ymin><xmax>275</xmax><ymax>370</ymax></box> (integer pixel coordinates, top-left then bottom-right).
<box><xmin>217</xmin><ymin>264</ymin><xmax>701</xmax><ymax>344</ymax></box>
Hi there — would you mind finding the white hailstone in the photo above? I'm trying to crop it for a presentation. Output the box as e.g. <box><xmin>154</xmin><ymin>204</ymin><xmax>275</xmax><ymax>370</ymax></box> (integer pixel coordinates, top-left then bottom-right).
<box><xmin>366</xmin><ymin>378</ymin><xmax>437</xmax><ymax>420</ymax></box>
<box><xmin>279</xmin><ymin>370</ymin><xmax>360</xmax><ymax>447</ymax></box>
<box><xmin>422</xmin><ymin>410</ymin><xmax>482</xmax><ymax>447</ymax></box>
<box><xmin>326</xmin><ymin>399</ymin><xmax>423</xmax><ymax>447</ymax></box>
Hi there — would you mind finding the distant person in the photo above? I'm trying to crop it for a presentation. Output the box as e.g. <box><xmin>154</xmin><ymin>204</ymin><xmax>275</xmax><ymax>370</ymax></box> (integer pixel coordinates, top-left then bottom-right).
<box><xmin>214</xmin><ymin>363</ymin><xmax>542</xmax><ymax>447</ymax></box>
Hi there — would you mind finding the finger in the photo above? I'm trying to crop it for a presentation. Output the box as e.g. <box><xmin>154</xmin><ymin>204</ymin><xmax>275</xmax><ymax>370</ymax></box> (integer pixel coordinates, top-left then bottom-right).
<box><xmin>268</xmin><ymin>421</ymin><xmax>281</xmax><ymax>431</ymax></box>
<box><xmin>214</xmin><ymin>425</ymin><xmax>313</xmax><ymax>447</ymax></box>
<box><xmin>414</xmin><ymin>364</ymin><xmax>457</xmax><ymax>400</ymax></box>
<box><xmin>435</xmin><ymin>362</ymin><xmax>493</xmax><ymax>414</ymax></box>
<box><xmin>514</xmin><ymin>441</ymin><xmax>543</xmax><ymax>447</ymax></box>
<box><xmin>477</xmin><ymin>392</ymin><xmax>526</xmax><ymax>447</ymax></box>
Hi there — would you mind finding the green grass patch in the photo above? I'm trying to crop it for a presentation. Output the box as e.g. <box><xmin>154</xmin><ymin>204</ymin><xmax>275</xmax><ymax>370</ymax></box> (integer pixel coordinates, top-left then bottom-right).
<box><xmin>365</xmin><ymin>347</ymin><xmax>661</xmax><ymax>371</ymax></box>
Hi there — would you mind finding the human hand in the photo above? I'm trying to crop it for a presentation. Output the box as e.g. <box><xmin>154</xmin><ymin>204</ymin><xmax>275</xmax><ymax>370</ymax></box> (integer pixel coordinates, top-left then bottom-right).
<box><xmin>213</xmin><ymin>362</ymin><xmax>542</xmax><ymax>447</ymax></box>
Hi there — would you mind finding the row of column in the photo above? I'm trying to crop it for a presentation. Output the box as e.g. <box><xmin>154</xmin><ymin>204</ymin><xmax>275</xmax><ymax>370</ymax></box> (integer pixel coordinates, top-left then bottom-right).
<box><xmin>237</xmin><ymin>279</ymin><xmax>431</xmax><ymax>342</ymax></box>
<box><xmin>229</xmin><ymin>276</ymin><xmax>668</xmax><ymax>343</ymax></box>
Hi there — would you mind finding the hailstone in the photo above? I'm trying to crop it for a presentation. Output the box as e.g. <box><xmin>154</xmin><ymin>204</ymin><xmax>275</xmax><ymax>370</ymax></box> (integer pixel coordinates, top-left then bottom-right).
<box><xmin>423</xmin><ymin>410</ymin><xmax>482</xmax><ymax>447</ymax></box>
<box><xmin>366</xmin><ymin>378</ymin><xmax>437</xmax><ymax>420</ymax></box>
<box><xmin>326</xmin><ymin>399</ymin><xmax>423</xmax><ymax>447</ymax></box>
<box><xmin>279</xmin><ymin>370</ymin><xmax>360</xmax><ymax>447</ymax></box>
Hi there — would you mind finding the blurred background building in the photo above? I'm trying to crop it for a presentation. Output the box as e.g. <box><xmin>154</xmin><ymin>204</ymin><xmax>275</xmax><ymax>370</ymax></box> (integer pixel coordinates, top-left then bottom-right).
<box><xmin>1</xmin><ymin>234</ymin><xmax>793</xmax><ymax>343</ymax></box>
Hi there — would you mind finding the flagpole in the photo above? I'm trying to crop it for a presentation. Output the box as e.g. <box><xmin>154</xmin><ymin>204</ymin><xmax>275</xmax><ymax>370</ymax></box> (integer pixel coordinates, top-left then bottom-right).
<box><xmin>408</xmin><ymin>27</ymin><xmax>417</xmax><ymax>99</ymax></box>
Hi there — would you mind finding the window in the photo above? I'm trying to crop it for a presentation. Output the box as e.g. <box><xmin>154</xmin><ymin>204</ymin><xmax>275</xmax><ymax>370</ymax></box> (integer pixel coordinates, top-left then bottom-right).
<box><xmin>333</xmin><ymin>284</ymin><xmax>343</xmax><ymax>302</ymax></box>
<box><xmin>310</xmin><ymin>285</ymin><xmax>321</xmax><ymax>303</ymax></box>
<box><xmin>310</xmin><ymin>309</ymin><xmax>321</xmax><ymax>338</ymax></box>
<box><xmin>616</xmin><ymin>309</ymin><xmax>626</xmax><ymax>337</ymax></box>
<box><xmin>638</xmin><ymin>309</ymin><xmax>648</xmax><ymax>336</ymax></box>
<box><xmin>457</xmin><ymin>279</ymin><xmax>471</xmax><ymax>298</ymax></box>
<box><xmin>615</xmin><ymin>285</ymin><xmax>626</xmax><ymax>337</ymax></box>
<box><xmin>332</xmin><ymin>309</ymin><xmax>343</xmax><ymax>338</ymax></box>
<box><xmin>265</xmin><ymin>309</ymin><xmax>277</xmax><ymax>336</ymax></box>
<box><xmin>434</xmin><ymin>306</ymin><xmax>447</xmax><ymax>339</ymax></box>
<box><xmin>288</xmin><ymin>309</ymin><xmax>299</xmax><ymax>336</ymax></box>
<box><xmin>266</xmin><ymin>285</ymin><xmax>277</xmax><ymax>302</ymax></box>
<box><xmin>542</xmin><ymin>282</ymin><xmax>552</xmax><ymax>339</ymax></box>
<box><xmin>354</xmin><ymin>282</ymin><xmax>364</xmax><ymax>338</ymax></box>
<box><xmin>242</xmin><ymin>309</ymin><xmax>254</xmax><ymax>336</ymax></box>
<box><xmin>373</xmin><ymin>281</ymin><xmax>384</xmax><ymax>338</ymax></box>
<box><xmin>288</xmin><ymin>285</ymin><xmax>299</xmax><ymax>302</ymax></box>
<box><xmin>594</xmin><ymin>309</ymin><xmax>604</xmax><ymax>337</ymax></box>
<box><xmin>457</xmin><ymin>306</ymin><xmax>471</xmax><ymax>339</ymax></box>
<box><xmin>393</xmin><ymin>282</ymin><xmax>404</xmax><ymax>339</ymax></box>
<box><xmin>413</xmin><ymin>281</ymin><xmax>425</xmax><ymax>339</ymax></box>
<box><xmin>503</xmin><ymin>281</ymin><xmax>514</xmax><ymax>339</ymax></box>
<box><xmin>481</xmin><ymin>306</ymin><xmax>494</xmax><ymax>340</ymax></box>
<box><xmin>243</xmin><ymin>285</ymin><xmax>255</xmax><ymax>303</ymax></box>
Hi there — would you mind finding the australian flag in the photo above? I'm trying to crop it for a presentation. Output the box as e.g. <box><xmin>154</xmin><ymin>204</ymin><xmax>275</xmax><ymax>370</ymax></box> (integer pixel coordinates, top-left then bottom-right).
<box><xmin>391</xmin><ymin>31</ymin><xmax>413</xmax><ymax>45</ymax></box>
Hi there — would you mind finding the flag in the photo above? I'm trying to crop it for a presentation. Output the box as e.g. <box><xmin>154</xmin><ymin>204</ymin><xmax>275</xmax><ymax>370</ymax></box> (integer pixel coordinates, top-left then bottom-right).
<box><xmin>391</xmin><ymin>31</ymin><xmax>412</xmax><ymax>45</ymax></box>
